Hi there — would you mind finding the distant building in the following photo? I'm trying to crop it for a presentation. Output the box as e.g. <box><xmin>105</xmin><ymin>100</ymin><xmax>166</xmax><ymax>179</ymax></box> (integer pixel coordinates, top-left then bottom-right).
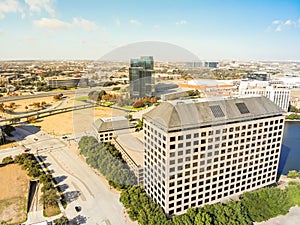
<box><xmin>129</xmin><ymin>56</ymin><xmax>155</xmax><ymax>98</ymax></box>
<box><xmin>186</xmin><ymin>61</ymin><xmax>219</xmax><ymax>68</ymax></box>
<box><xmin>143</xmin><ymin>96</ymin><xmax>285</xmax><ymax>215</ymax></box>
<box><xmin>248</xmin><ymin>72</ymin><xmax>269</xmax><ymax>81</ymax></box>
<box><xmin>47</xmin><ymin>77</ymin><xmax>88</xmax><ymax>88</ymax></box>
<box><xmin>93</xmin><ymin>116</ymin><xmax>135</xmax><ymax>143</ymax></box>
<box><xmin>239</xmin><ymin>80</ymin><xmax>290</xmax><ymax>111</ymax></box>
<box><xmin>204</xmin><ymin>61</ymin><xmax>219</xmax><ymax>68</ymax></box>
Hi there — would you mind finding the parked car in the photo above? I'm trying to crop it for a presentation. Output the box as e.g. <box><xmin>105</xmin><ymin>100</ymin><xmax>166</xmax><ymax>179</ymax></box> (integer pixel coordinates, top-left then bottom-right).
<box><xmin>75</xmin><ymin>206</ymin><xmax>81</xmax><ymax>212</ymax></box>
<box><xmin>24</xmin><ymin>147</ymin><xmax>31</xmax><ymax>152</ymax></box>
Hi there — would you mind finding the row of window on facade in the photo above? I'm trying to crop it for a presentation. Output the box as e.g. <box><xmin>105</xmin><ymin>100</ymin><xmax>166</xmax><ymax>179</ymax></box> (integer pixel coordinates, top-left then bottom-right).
<box><xmin>146</xmin><ymin>172</ymin><xmax>274</xmax><ymax>215</ymax></box>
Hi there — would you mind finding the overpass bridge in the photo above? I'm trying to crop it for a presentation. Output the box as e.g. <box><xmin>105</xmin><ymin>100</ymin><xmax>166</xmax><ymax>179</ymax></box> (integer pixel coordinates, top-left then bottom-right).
<box><xmin>0</xmin><ymin>103</ymin><xmax>95</xmax><ymax>125</ymax></box>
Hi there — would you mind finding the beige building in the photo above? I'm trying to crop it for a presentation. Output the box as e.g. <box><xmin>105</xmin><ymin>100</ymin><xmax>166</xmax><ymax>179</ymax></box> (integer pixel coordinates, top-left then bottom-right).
<box><xmin>93</xmin><ymin>116</ymin><xmax>134</xmax><ymax>142</ymax></box>
<box><xmin>47</xmin><ymin>77</ymin><xmax>88</xmax><ymax>88</ymax></box>
<box><xmin>143</xmin><ymin>96</ymin><xmax>285</xmax><ymax>215</ymax></box>
<box><xmin>111</xmin><ymin>132</ymin><xmax>144</xmax><ymax>183</ymax></box>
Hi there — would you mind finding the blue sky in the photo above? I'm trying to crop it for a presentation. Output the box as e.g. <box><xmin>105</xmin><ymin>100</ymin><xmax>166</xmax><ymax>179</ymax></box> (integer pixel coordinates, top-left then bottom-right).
<box><xmin>0</xmin><ymin>0</ymin><xmax>299</xmax><ymax>60</ymax></box>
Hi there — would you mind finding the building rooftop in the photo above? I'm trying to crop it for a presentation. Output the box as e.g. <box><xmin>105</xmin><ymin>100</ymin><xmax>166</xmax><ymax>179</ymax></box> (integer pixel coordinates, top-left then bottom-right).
<box><xmin>93</xmin><ymin>116</ymin><xmax>134</xmax><ymax>132</ymax></box>
<box><xmin>115</xmin><ymin>132</ymin><xmax>144</xmax><ymax>166</ymax></box>
<box><xmin>143</xmin><ymin>96</ymin><xmax>285</xmax><ymax>132</ymax></box>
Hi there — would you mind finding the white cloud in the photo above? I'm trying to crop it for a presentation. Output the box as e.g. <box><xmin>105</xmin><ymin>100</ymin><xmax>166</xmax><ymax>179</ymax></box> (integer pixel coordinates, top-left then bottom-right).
<box><xmin>176</xmin><ymin>20</ymin><xmax>187</xmax><ymax>25</ymax></box>
<box><xmin>33</xmin><ymin>18</ymin><xmax>72</xmax><ymax>30</ymax></box>
<box><xmin>284</xmin><ymin>20</ymin><xmax>294</xmax><ymax>26</ymax></box>
<box><xmin>115</xmin><ymin>18</ymin><xmax>121</xmax><ymax>27</ymax></box>
<box><xmin>269</xmin><ymin>19</ymin><xmax>299</xmax><ymax>32</ymax></box>
<box><xmin>129</xmin><ymin>19</ymin><xmax>141</xmax><ymax>26</ymax></box>
<box><xmin>275</xmin><ymin>25</ymin><xmax>282</xmax><ymax>32</ymax></box>
<box><xmin>25</xmin><ymin>0</ymin><xmax>55</xmax><ymax>16</ymax></box>
<box><xmin>153</xmin><ymin>24</ymin><xmax>160</xmax><ymax>29</ymax></box>
<box><xmin>73</xmin><ymin>17</ymin><xmax>98</xmax><ymax>32</ymax></box>
<box><xmin>0</xmin><ymin>0</ymin><xmax>23</xmax><ymax>20</ymax></box>
<box><xmin>272</xmin><ymin>20</ymin><xmax>281</xmax><ymax>25</ymax></box>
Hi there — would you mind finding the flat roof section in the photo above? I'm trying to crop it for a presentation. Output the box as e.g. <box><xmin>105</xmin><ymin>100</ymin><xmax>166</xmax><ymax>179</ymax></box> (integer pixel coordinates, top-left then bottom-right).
<box><xmin>115</xmin><ymin>132</ymin><xmax>144</xmax><ymax>166</ymax></box>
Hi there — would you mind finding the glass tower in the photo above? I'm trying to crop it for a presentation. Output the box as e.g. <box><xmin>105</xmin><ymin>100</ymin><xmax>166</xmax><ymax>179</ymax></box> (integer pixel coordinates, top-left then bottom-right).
<box><xmin>129</xmin><ymin>56</ymin><xmax>154</xmax><ymax>98</ymax></box>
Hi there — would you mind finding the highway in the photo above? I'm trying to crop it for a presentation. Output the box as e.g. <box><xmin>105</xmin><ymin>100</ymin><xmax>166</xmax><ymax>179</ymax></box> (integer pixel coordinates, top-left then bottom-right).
<box><xmin>0</xmin><ymin>88</ymin><xmax>91</xmax><ymax>103</ymax></box>
<box><xmin>0</xmin><ymin>125</ymin><xmax>136</xmax><ymax>225</ymax></box>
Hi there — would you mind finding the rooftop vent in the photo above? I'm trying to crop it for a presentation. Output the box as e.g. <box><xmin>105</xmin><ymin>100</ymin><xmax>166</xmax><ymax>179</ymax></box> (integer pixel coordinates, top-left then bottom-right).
<box><xmin>209</xmin><ymin>105</ymin><xmax>225</xmax><ymax>118</ymax></box>
<box><xmin>236</xmin><ymin>102</ymin><xmax>250</xmax><ymax>114</ymax></box>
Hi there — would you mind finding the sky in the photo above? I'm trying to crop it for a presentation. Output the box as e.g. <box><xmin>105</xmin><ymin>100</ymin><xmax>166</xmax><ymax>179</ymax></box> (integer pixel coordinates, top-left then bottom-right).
<box><xmin>0</xmin><ymin>0</ymin><xmax>299</xmax><ymax>61</ymax></box>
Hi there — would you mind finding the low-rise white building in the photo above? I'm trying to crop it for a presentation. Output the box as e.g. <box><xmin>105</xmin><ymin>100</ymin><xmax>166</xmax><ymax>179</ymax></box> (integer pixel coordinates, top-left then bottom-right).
<box><xmin>239</xmin><ymin>80</ymin><xmax>291</xmax><ymax>111</ymax></box>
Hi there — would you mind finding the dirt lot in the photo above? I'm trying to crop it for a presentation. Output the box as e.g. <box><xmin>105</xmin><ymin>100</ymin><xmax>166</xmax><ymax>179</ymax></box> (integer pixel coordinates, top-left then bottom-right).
<box><xmin>291</xmin><ymin>90</ymin><xmax>300</xmax><ymax>98</ymax></box>
<box><xmin>1</xmin><ymin>93</ymin><xmax>126</xmax><ymax>135</ymax></box>
<box><xmin>33</xmin><ymin>105</ymin><xmax>126</xmax><ymax>135</ymax></box>
<box><xmin>0</xmin><ymin>164</ymin><xmax>30</xmax><ymax>224</ymax></box>
<box><xmin>2</xmin><ymin>96</ymin><xmax>61</xmax><ymax>113</ymax></box>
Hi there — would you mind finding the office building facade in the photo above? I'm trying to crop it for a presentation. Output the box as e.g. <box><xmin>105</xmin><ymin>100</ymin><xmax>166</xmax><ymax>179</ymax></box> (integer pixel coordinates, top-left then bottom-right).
<box><xmin>239</xmin><ymin>81</ymin><xmax>291</xmax><ymax>111</ymax></box>
<box><xmin>129</xmin><ymin>56</ymin><xmax>154</xmax><ymax>98</ymax></box>
<box><xmin>143</xmin><ymin>96</ymin><xmax>285</xmax><ymax>215</ymax></box>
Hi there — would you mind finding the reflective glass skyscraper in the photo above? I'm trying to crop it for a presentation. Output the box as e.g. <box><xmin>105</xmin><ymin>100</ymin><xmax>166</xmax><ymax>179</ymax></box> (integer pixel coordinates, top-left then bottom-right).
<box><xmin>129</xmin><ymin>56</ymin><xmax>154</xmax><ymax>98</ymax></box>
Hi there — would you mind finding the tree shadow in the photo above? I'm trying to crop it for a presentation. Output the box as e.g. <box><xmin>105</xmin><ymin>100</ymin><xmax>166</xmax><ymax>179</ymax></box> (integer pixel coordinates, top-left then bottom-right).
<box><xmin>69</xmin><ymin>215</ymin><xmax>87</xmax><ymax>225</ymax></box>
<box><xmin>38</xmin><ymin>155</ymin><xmax>48</xmax><ymax>161</ymax></box>
<box><xmin>43</xmin><ymin>162</ymin><xmax>51</xmax><ymax>167</ymax></box>
<box><xmin>64</xmin><ymin>190</ymin><xmax>81</xmax><ymax>203</ymax></box>
<box><xmin>57</xmin><ymin>183</ymin><xmax>69</xmax><ymax>192</ymax></box>
<box><xmin>54</xmin><ymin>175</ymin><xmax>67</xmax><ymax>184</ymax></box>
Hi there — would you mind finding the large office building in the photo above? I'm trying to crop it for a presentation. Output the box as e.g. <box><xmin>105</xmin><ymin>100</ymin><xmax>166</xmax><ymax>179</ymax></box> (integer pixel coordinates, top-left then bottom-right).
<box><xmin>129</xmin><ymin>56</ymin><xmax>155</xmax><ymax>98</ymax></box>
<box><xmin>239</xmin><ymin>80</ymin><xmax>291</xmax><ymax>111</ymax></box>
<box><xmin>143</xmin><ymin>96</ymin><xmax>285</xmax><ymax>215</ymax></box>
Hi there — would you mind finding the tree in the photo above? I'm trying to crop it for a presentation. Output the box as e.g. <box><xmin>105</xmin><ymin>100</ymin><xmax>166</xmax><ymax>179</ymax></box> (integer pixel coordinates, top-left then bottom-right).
<box><xmin>98</xmin><ymin>90</ymin><xmax>107</xmax><ymax>101</ymax></box>
<box><xmin>27</xmin><ymin>116</ymin><xmax>36</xmax><ymax>123</ymax></box>
<box><xmin>194</xmin><ymin>210</ymin><xmax>212</xmax><ymax>225</ymax></box>
<box><xmin>241</xmin><ymin>187</ymin><xmax>292</xmax><ymax>222</ymax></box>
<box><xmin>41</xmin><ymin>182</ymin><xmax>55</xmax><ymax>192</ymax></box>
<box><xmin>287</xmin><ymin>170</ymin><xmax>300</xmax><ymax>178</ymax></box>
<box><xmin>135</xmin><ymin>119</ymin><xmax>143</xmax><ymax>131</ymax></box>
<box><xmin>39</xmin><ymin>174</ymin><xmax>53</xmax><ymax>184</ymax></box>
<box><xmin>41</xmin><ymin>189</ymin><xmax>60</xmax><ymax>207</ymax></box>
<box><xmin>132</xmin><ymin>100</ymin><xmax>144</xmax><ymax>108</ymax></box>
<box><xmin>0</xmin><ymin>103</ymin><xmax>5</xmax><ymax>113</ymax></box>
<box><xmin>1</xmin><ymin>156</ymin><xmax>14</xmax><ymax>165</ymax></box>
<box><xmin>53</xmin><ymin>216</ymin><xmax>69</xmax><ymax>225</ymax></box>
<box><xmin>28</xmin><ymin>166</ymin><xmax>42</xmax><ymax>178</ymax></box>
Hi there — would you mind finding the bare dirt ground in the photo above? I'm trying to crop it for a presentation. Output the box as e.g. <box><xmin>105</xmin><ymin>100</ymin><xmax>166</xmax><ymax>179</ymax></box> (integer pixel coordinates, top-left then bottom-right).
<box><xmin>0</xmin><ymin>164</ymin><xmax>30</xmax><ymax>224</ymax></box>
<box><xmin>33</xmin><ymin>105</ymin><xmax>126</xmax><ymax>135</ymax></box>
<box><xmin>2</xmin><ymin>94</ymin><xmax>125</xmax><ymax>135</ymax></box>
<box><xmin>3</xmin><ymin>96</ymin><xmax>61</xmax><ymax>113</ymax></box>
<box><xmin>291</xmin><ymin>90</ymin><xmax>300</xmax><ymax>98</ymax></box>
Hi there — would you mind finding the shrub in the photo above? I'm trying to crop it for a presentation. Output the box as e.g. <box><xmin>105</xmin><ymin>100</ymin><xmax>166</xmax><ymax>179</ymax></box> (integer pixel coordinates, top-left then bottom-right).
<box><xmin>132</xmin><ymin>101</ymin><xmax>144</xmax><ymax>108</ymax></box>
